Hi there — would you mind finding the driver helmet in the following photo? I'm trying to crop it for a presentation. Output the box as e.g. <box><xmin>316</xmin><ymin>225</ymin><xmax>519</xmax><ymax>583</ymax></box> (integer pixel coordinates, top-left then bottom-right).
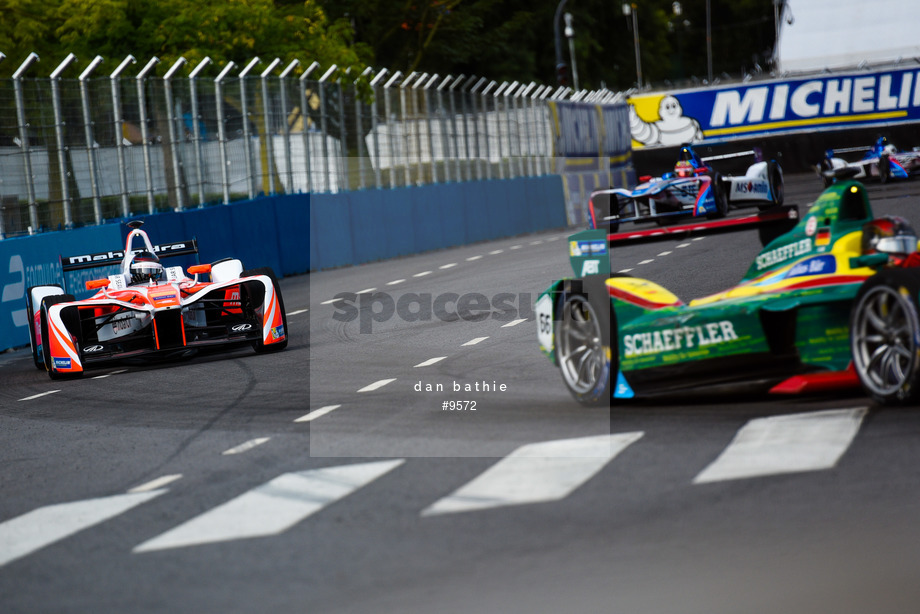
<box><xmin>861</xmin><ymin>216</ymin><xmax>918</xmax><ymax>260</ymax></box>
<box><xmin>130</xmin><ymin>250</ymin><xmax>163</xmax><ymax>284</ymax></box>
<box><xmin>674</xmin><ymin>160</ymin><xmax>695</xmax><ymax>178</ymax></box>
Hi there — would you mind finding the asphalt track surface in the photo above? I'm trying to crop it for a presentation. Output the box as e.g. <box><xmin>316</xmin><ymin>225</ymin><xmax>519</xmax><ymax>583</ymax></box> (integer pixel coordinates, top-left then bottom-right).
<box><xmin>2</xmin><ymin>173</ymin><xmax>920</xmax><ymax>613</ymax></box>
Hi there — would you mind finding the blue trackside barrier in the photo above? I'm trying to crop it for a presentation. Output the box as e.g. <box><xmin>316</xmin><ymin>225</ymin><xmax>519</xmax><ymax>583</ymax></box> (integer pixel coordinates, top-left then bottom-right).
<box><xmin>1</xmin><ymin>176</ymin><xmax>565</xmax><ymax>351</ymax></box>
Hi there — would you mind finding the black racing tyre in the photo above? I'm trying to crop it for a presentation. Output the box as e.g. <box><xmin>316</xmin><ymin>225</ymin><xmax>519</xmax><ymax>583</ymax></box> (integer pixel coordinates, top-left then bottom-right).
<box><xmin>555</xmin><ymin>276</ymin><xmax>615</xmax><ymax>406</ymax></box>
<box><xmin>820</xmin><ymin>157</ymin><xmax>834</xmax><ymax>188</ymax></box>
<box><xmin>39</xmin><ymin>294</ymin><xmax>80</xmax><ymax>380</ymax></box>
<box><xmin>850</xmin><ymin>271</ymin><xmax>920</xmax><ymax>405</ymax></box>
<box><xmin>768</xmin><ymin>160</ymin><xmax>784</xmax><ymax>207</ymax></box>
<box><xmin>26</xmin><ymin>285</ymin><xmax>56</xmax><ymax>370</ymax></box>
<box><xmin>589</xmin><ymin>193</ymin><xmax>618</xmax><ymax>233</ymax></box>
<box><xmin>242</xmin><ymin>267</ymin><xmax>289</xmax><ymax>353</ymax></box>
<box><xmin>706</xmin><ymin>174</ymin><xmax>729</xmax><ymax>219</ymax></box>
<box><xmin>879</xmin><ymin>153</ymin><xmax>890</xmax><ymax>184</ymax></box>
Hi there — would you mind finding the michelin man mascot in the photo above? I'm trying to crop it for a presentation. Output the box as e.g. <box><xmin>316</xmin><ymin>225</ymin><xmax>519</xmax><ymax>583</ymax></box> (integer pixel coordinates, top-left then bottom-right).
<box><xmin>630</xmin><ymin>95</ymin><xmax>703</xmax><ymax>147</ymax></box>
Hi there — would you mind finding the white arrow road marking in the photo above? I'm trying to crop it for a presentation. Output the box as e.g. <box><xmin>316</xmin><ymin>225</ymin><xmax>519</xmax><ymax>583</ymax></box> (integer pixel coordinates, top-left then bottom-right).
<box><xmin>134</xmin><ymin>460</ymin><xmax>404</xmax><ymax>552</ymax></box>
<box><xmin>421</xmin><ymin>433</ymin><xmax>643</xmax><ymax>516</ymax></box>
<box><xmin>0</xmin><ymin>489</ymin><xmax>168</xmax><ymax>567</ymax></box>
<box><xmin>693</xmin><ymin>407</ymin><xmax>868</xmax><ymax>484</ymax></box>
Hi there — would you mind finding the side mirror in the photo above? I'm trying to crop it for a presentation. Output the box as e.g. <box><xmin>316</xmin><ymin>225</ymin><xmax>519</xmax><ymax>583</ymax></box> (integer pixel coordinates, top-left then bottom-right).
<box><xmin>849</xmin><ymin>253</ymin><xmax>890</xmax><ymax>269</ymax></box>
<box><xmin>86</xmin><ymin>278</ymin><xmax>111</xmax><ymax>290</ymax></box>
<box><xmin>188</xmin><ymin>264</ymin><xmax>211</xmax><ymax>275</ymax></box>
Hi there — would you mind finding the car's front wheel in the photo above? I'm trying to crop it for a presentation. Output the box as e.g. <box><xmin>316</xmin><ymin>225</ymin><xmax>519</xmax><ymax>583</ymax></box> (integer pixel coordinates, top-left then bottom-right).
<box><xmin>242</xmin><ymin>267</ymin><xmax>289</xmax><ymax>353</ymax></box>
<box><xmin>706</xmin><ymin>174</ymin><xmax>729</xmax><ymax>219</ymax></box>
<box><xmin>556</xmin><ymin>277</ymin><xmax>614</xmax><ymax>406</ymax></box>
<box><xmin>850</xmin><ymin>272</ymin><xmax>920</xmax><ymax>405</ymax></box>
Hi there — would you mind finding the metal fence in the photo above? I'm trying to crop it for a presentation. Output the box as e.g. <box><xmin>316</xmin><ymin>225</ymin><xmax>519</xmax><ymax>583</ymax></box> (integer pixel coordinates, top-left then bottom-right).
<box><xmin>0</xmin><ymin>53</ymin><xmax>621</xmax><ymax>239</ymax></box>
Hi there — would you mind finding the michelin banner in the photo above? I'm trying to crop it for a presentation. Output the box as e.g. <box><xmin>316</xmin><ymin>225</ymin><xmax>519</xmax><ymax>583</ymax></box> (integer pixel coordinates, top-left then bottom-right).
<box><xmin>628</xmin><ymin>66</ymin><xmax>920</xmax><ymax>148</ymax></box>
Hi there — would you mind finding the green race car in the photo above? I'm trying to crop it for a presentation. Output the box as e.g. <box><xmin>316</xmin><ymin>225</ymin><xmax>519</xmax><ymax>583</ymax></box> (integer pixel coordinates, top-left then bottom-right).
<box><xmin>537</xmin><ymin>180</ymin><xmax>920</xmax><ymax>406</ymax></box>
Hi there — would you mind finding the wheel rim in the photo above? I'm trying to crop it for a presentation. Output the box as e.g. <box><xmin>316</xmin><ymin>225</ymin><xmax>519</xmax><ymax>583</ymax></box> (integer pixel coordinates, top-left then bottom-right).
<box><xmin>852</xmin><ymin>285</ymin><xmax>918</xmax><ymax>397</ymax></box>
<box><xmin>557</xmin><ymin>296</ymin><xmax>606</xmax><ymax>394</ymax></box>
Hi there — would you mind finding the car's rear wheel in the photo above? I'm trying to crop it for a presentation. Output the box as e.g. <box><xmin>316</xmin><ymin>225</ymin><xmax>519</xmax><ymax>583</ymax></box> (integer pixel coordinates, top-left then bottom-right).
<box><xmin>819</xmin><ymin>157</ymin><xmax>834</xmax><ymax>188</ymax></box>
<box><xmin>27</xmin><ymin>285</ymin><xmax>63</xmax><ymax>369</ymax></box>
<box><xmin>706</xmin><ymin>175</ymin><xmax>728</xmax><ymax>219</ymax></box>
<box><xmin>850</xmin><ymin>272</ymin><xmax>920</xmax><ymax>405</ymax></box>
<box><xmin>556</xmin><ymin>277</ymin><xmax>614</xmax><ymax>406</ymax></box>
<box><xmin>879</xmin><ymin>154</ymin><xmax>891</xmax><ymax>184</ymax></box>
<box><xmin>242</xmin><ymin>267</ymin><xmax>288</xmax><ymax>353</ymax></box>
<box><xmin>767</xmin><ymin>160</ymin><xmax>784</xmax><ymax>207</ymax></box>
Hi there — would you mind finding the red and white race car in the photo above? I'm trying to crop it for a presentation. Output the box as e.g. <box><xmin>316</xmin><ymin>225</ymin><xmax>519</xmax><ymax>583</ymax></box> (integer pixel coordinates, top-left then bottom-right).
<box><xmin>26</xmin><ymin>221</ymin><xmax>287</xmax><ymax>379</ymax></box>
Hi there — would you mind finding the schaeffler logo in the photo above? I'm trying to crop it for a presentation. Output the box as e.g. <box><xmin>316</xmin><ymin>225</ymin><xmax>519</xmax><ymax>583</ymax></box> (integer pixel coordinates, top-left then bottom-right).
<box><xmin>332</xmin><ymin>291</ymin><xmax>534</xmax><ymax>333</ymax></box>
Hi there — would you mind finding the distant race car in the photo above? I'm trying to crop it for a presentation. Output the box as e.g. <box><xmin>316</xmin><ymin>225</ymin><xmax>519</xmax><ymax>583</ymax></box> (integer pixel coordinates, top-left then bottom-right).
<box><xmin>589</xmin><ymin>144</ymin><xmax>784</xmax><ymax>232</ymax></box>
<box><xmin>819</xmin><ymin>136</ymin><xmax>920</xmax><ymax>186</ymax></box>
<box><xmin>538</xmin><ymin>180</ymin><xmax>920</xmax><ymax>407</ymax></box>
<box><xmin>26</xmin><ymin>221</ymin><xmax>287</xmax><ymax>379</ymax></box>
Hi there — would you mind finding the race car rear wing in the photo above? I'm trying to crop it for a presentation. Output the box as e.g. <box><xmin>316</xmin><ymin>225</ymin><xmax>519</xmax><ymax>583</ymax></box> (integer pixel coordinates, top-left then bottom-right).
<box><xmin>701</xmin><ymin>148</ymin><xmax>763</xmax><ymax>163</ymax></box>
<box><xmin>60</xmin><ymin>239</ymin><xmax>199</xmax><ymax>272</ymax></box>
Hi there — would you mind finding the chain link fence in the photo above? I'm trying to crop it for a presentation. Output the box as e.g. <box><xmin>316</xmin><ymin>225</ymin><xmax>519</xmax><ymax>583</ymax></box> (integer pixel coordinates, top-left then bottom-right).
<box><xmin>0</xmin><ymin>55</ymin><xmax>609</xmax><ymax>240</ymax></box>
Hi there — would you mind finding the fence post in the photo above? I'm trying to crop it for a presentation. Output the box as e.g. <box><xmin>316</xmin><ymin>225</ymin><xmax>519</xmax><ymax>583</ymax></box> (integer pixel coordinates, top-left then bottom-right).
<box><xmin>260</xmin><ymin>58</ymin><xmax>282</xmax><ymax>195</ymax></box>
<box><xmin>278</xmin><ymin>59</ymin><xmax>299</xmax><ymax>194</ymax></box>
<box><xmin>215</xmin><ymin>60</ymin><xmax>236</xmax><ymax>205</ymax></box>
<box><xmin>163</xmin><ymin>56</ymin><xmax>188</xmax><ymax>211</ymax></box>
<box><xmin>13</xmin><ymin>53</ymin><xmax>40</xmax><ymax>233</ymax></box>
<box><xmin>238</xmin><ymin>57</ymin><xmax>260</xmax><ymax>200</ymax></box>
<box><xmin>136</xmin><ymin>57</ymin><xmax>159</xmax><ymax>213</ymax></box>
<box><xmin>336</xmin><ymin>70</ymin><xmax>348</xmax><ymax>192</ymax></box>
<box><xmin>503</xmin><ymin>81</ymin><xmax>518</xmax><ymax>178</ymax></box>
<box><xmin>411</xmin><ymin>73</ymin><xmax>428</xmax><ymax>186</ymax></box>
<box><xmin>399</xmin><ymin>72</ymin><xmax>416</xmax><ymax>187</ymax></box>
<box><xmin>78</xmin><ymin>55</ymin><xmax>104</xmax><ymax>225</ymax></box>
<box><xmin>383</xmin><ymin>71</ymin><xmax>402</xmax><ymax>189</ymax></box>
<box><xmin>188</xmin><ymin>56</ymin><xmax>211</xmax><ymax>206</ymax></box>
<box><xmin>317</xmin><ymin>64</ymin><xmax>337</xmax><ymax>193</ymax></box>
<box><xmin>471</xmin><ymin>78</ymin><xmax>488</xmax><ymax>181</ymax></box>
<box><xmin>354</xmin><ymin>67</ymin><xmax>373</xmax><ymax>190</ymax></box>
<box><xmin>423</xmin><ymin>73</ymin><xmax>439</xmax><ymax>184</ymax></box>
<box><xmin>447</xmin><ymin>75</ymin><xmax>464</xmax><ymax>182</ymax></box>
<box><xmin>492</xmin><ymin>82</ymin><xmax>508</xmax><ymax>180</ymax></box>
<box><xmin>437</xmin><ymin>75</ymin><xmax>452</xmax><ymax>183</ymax></box>
<box><xmin>539</xmin><ymin>86</ymin><xmax>553</xmax><ymax>176</ymax></box>
<box><xmin>298</xmin><ymin>61</ymin><xmax>319</xmax><ymax>194</ymax></box>
<box><xmin>369</xmin><ymin>68</ymin><xmax>388</xmax><ymax>190</ymax></box>
<box><xmin>51</xmin><ymin>53</ymin><xmax>78</xmax><ymax>228</ymax></box>
<box><xmin>520</xmin><ymin>82</ymin><xmax>536</xmax><ymax>176</ymax></box>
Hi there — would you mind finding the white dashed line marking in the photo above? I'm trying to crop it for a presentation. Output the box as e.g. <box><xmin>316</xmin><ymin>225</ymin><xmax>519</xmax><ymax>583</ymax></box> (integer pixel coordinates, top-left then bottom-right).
<box><xmin>295</xmin><ymin>405</ymin><xmax>341</xmax><ymax>423</ymax></box>
<box><xmin>466</xmin><ymin>255</ymin><xmax>483</xmax><ymax>261</ymax></box>
<box><xmin>413</xmin><ymin>271</ymin><xmax>432</xmax><ymax>278</ymax></box>
<box><xmin>321</xmin><ymin>298</ymin><xmax>342</xmax><ymax>305</ymax></box>
<box><xmin>692</xmin><ymin>237</ymin><xmax>705</xmax><ymax>241</ymax></box>
<box><xmin>357</xmin><ymin>378</ymin><xmax>397</xmax><ymax>392</ymax></box>
<box><xmin>618</xmin><ymin>268</ymin><xmax>633</xmax><ymax>273</ymax></box>
<box><xmin>414</xmin><ymin>356</ymin><xmax>447</xmax><ymax>367</ymax></box>
<box><xmin>547</xmin><ymin>237</ymin><xmax>559</xmax><ymax>241</ymax></box>
<box><xmin>387</xmin><ymin>279</ymin><xmax>405</xmax><ymax>285</ymax></box>
<box><xmin>677</xmin><ymin>243</ymin><xmax>691</xmax><ymax>248</ymax></box>
<box><xmin>489</xmin><ymin>250</ymin><xmax>504</xmax><ymax>255</ymax></box>
<box><xmin>638</xmin><ymin>259</ymin><xmax>654</xmax><ymax>265</ymax></box>
<box><xmin>222</xmin><ymin>438</ymin><xmax>271</xmax><ymax>456</ymax></box>
<box><xmin>509</xmin><ymin>245</ymin><xmax>522</xmax><ymax>250</ymax></box>
<box><xmin>530</xmin><ymin>240</ymin><xmax>544</xmax><ymax>245</ymax></box>
<box><xmin>501</xmin><ymin>319</ymin><xmax>527</xmax><ymax>328</ymax></box>
<box><xmin>128</xmin><ymin>475</ymin><xmax>183</xmax><ymax>494</ymax></box>
<box><xmin>19</xmin><ymin>390</ymin><xmax>60</xmax><ymax>402</ymax></box>
<box><xmin>462</xmin><ymin>337</ymin><xmax>489</xmax><ymax>346</ymax></box>
<box><xmin>287</xmin><ymin>309</ymin><xmax>308</xmax><ymax>316</ymax></box>
<box><xmin>356</xmin><ymin>288</ymin><xmax>376</xmax><ymax>294</ymax></box>
<box><xmin>92</xmin><ymin>370</ymin><xmax>127</xmax><ymax>380</ymax></box>
<box><xmin>657</xmin><ymin>251</ymin><xmax>672</xmax><ymax>257</ymax></box>
<box><xmin>439</xmin><ymin>263</ymin><xmax>457</xmax><ymax>269</ymax></box>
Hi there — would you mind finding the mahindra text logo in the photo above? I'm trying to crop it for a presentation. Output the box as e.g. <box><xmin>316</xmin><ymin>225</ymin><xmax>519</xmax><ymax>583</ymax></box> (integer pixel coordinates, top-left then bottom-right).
<box><xmin>231</xmin><ymin>323</ymin><xmax>252</xmax><ymax>332</ymax></box>
<box><xmin>332</xmin><ymin>291</ymin><xmax>534</xmax><ymax>333</ymax></box>
<box><xmin>83</xmin><ymin>345</ymin><xmax>104</xmax><ymax>353</ymax></box>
